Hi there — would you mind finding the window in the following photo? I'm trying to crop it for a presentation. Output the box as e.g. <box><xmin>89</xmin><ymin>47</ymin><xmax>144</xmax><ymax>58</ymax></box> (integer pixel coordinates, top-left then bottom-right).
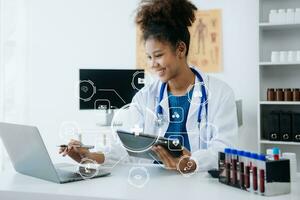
<box><xmin>0</xmin><ymin>0</ymin><xmax>5</xmax><ymax>172</ymax></box>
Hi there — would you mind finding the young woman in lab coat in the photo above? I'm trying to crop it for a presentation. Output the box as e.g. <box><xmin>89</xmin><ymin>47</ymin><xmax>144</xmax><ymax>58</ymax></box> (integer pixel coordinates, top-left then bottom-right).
<box><xmin>60</xmin><ymin>0</ymin><xmax>238</xmax><ymax>173</ymax></box>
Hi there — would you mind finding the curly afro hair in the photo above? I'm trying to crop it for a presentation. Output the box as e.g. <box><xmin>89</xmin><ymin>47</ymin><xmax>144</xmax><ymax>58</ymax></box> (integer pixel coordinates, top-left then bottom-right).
<box><xmin>135</xmin><ymin>0</ymin><xmax>197</xmax><ymax>56</ymax></box>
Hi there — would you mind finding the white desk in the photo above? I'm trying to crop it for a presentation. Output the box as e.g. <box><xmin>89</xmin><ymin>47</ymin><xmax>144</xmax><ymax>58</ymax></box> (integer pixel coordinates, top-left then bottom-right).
<box><xmin>0</xmin><ymin>164</ymin><xmax>299</xmax><ymax>200</ymax></box>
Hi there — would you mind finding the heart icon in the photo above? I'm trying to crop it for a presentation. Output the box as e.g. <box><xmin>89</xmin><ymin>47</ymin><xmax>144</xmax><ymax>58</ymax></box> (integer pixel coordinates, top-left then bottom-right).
<box><xmin>173</xmin><ymin>139</ymin><xmax>179</xmax><ymax>146</ymax></box>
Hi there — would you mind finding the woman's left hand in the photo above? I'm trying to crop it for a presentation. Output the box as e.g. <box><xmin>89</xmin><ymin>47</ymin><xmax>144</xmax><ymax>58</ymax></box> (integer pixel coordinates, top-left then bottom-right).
<box><xmin>152</xmin><ymin>145</ymin><xmax>197</xmax><ymax>173</ymax></box>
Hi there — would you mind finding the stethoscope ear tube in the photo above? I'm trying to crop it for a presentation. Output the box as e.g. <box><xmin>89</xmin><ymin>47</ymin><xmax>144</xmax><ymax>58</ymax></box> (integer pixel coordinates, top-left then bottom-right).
<box><xmin>156</xmin><ymin>82</ymin><xmax>167</xmax><ymax>116</ymax></box>
<box><xmin>156</xmin><ymin>68</ymin><xmax>208</xmax><ymax>127</ymax></box>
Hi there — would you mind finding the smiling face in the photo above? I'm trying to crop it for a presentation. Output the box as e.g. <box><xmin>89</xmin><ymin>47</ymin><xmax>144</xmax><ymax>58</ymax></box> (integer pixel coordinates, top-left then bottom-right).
<box><xmin>145</xmin><ymin>38</ymin><xmax>182</xmax><ymax>83</ymax></box>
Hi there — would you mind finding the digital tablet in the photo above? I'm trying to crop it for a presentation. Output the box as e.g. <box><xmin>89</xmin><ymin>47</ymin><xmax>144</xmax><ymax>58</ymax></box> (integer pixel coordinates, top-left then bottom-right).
<box><xmin>116</xmin><ymin>130</ymin><xmax>183</xmax><ymax>161</ymax></box>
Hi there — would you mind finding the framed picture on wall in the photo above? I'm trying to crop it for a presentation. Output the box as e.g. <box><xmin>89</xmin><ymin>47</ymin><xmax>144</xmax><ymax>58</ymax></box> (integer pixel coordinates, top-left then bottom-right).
<box><xmin>188</xmin><ymin>9</ymin><xmax>223</xmax><ymax>73</ymax></box>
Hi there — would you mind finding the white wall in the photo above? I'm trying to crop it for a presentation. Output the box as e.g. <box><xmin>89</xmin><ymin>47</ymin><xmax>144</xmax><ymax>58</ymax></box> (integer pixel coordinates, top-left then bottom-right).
<box><xmin>24</xmin><ymin>0</ymin><xmax>258</xmax><ymax>163</ymax></box>
<box><xmin>194</xmin><ymin>0</ymin><xmax>259</xmax><ymax>151</ymax></box>
<box><xmin>26</xmin><ymin>0</ymin><xmax>140</xmax><ymax>163</ymax></box>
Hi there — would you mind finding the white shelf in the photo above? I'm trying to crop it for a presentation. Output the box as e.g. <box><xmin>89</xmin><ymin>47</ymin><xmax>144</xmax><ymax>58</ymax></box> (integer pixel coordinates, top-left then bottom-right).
<box><xmin>259</xmin><ymin>62</ymin><xmax>300</xmax><ymax>66</ymax></box>
<box><xmin>260</xmin><ymin>101</ymin><xmax>300</xmax><ymax>105</ymax></box>
<box><xmin>259</xmin><ymin>0</ymin><xmax>300</xmax><ymax>173</ymax></box>
<box><xmin>260</xmin><ymin>140</ymin><xmax>300</xmax><ymax>146</ymax></box>
<box><xmin>259</xmin><ymin>23</ymin><xmax>300</xmax><ymax>30</ymax></box>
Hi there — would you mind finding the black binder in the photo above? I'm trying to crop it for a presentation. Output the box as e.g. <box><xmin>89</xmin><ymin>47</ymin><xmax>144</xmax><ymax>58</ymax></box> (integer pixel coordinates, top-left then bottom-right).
<box><xmin>280</xmin><ymin>112</ymin><xmax>292</xmax><ymax>141</ymax></box>
<box><xmin>264</xmin><ymin>111</ymin><xmax>280</xmax><ymax>141</ymax></box>
<box><xmin>292</xmin><ymin>112</ymin><xmax>300</xmax><ymax>142</ymax></box>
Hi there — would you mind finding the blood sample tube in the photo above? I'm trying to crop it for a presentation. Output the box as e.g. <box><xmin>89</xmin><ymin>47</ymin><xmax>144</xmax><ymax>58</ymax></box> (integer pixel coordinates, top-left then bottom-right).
<box><xmin>273</xmin><ymin>147</ymin><xmax>280</xmax><ymax>160</ymax></box>
<box><xmin>258</xmin><ymin>154</ymin><xmax>266</xmax><ymax>195</ymax></box>
<box><xmin>224</xmin><ymin>148</ymin><xmax>232</xmax><ymax>185</ymax></box>
<box><xmin>251</xmin><ymin>153</ymin><xmax>259</xmax><ymax>193</ymax></box>
<box><xmin>237</xmin><ymin>150</ymin><xmax>245</xmax><ymax>189</ymax></box>
<box><xmin>244</xmin><ymin>151</ymin><xmax>251</xmax><ymax>190</ymax></box>
<box><xmin>231</xmin><ymin>149</ymin><xmax>238</xmax><ymax>186</ymax></box>
<box><xmin>266</xmin><ymin>148</ymin><xmax>273</xmax><ymax>160</ymax></box>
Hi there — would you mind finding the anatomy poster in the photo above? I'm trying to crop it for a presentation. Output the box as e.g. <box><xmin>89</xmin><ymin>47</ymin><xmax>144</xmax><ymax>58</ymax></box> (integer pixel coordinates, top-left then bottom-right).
<box><xmin>136</xmin><ymin>9</ymin><xmax>223</xmax><ymax>73</ymax></box>
<box><xmin>188</xmin><ymin>9</ymin><xmax>223</xmax><ymax>73</ymax></box>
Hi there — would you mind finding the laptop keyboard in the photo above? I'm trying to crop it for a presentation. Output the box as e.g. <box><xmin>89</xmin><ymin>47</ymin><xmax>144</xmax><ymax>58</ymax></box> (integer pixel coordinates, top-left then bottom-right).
<box><xmin>55</xmin><ymin>168</ymin><xmax>82</xmax><ymax>182</ymax></box>
<box><xmin>55</xmin><ymin>167</ymin><xmax>111</xmax><ymax>183</ymax></box>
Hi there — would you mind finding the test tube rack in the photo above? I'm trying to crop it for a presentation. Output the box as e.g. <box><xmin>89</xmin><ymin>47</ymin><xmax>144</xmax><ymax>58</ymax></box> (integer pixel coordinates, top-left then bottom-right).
<box><xmin>218</xmin><ymin>152</ymin><xmax>291</xmax><ymax>196</ymax></box>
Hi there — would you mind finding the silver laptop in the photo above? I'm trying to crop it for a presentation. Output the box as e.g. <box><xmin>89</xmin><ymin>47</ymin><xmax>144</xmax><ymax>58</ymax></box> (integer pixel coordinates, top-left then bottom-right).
<box><xmin>0</xmin><ymin>122</ymin><xmax>110</xmax><ymax>183</ymax></box>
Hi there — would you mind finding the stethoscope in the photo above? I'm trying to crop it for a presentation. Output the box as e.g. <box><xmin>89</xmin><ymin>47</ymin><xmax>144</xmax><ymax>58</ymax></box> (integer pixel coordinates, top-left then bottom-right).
<box><xmin>156</xmin><ymin>68</ymin><xmax>208</xmax><ymax>130</ymax></box>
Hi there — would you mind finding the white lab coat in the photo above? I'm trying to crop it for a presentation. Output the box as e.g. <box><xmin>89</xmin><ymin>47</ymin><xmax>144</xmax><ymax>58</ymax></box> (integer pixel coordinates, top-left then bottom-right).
<box><xmin>103</xmin><ymin>66</ymin><xmax>238</xmax><ymax>171</ymax></box>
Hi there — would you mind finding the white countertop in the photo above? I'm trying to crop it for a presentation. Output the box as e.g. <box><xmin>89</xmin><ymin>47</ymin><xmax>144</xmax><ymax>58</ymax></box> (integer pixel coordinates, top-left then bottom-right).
<box><xmin>0</xmin><ymin>164</ymin><xmax>299</xmax><ymax>200</ymax></box>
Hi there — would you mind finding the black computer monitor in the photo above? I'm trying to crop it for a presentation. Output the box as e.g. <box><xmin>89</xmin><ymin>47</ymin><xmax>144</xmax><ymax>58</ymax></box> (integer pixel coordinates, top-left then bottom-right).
<box><xmin>79</xmin><ymin>69</ymin><xmax>144</xmax><ymax>110</ymax></box>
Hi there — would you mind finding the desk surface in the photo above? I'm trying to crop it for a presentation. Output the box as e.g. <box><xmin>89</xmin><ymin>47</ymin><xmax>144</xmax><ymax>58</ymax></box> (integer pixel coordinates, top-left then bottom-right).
<box><xmin>0</xmin><ymin>164</ymin><xmax>299</xmax><ymax>200</ymax></box>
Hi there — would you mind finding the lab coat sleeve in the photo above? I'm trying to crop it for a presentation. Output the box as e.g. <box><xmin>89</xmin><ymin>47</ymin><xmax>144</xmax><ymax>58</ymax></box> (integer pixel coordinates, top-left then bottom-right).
<box><xmin>192</xmin><ymin>89</ymin><xmax>238</xmax><ymax>171</ymax></box>
<box><xmin>100</xmin><ymin>90</ymin><xmax>146</xmax><ymax>166</ymax></box>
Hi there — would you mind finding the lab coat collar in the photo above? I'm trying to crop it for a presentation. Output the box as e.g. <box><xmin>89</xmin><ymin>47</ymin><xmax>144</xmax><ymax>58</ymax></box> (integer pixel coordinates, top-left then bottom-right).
<box><xmin>187</xmin><ymin>74</ymin><xmax>202</xmax><ymax>120</ymax></box>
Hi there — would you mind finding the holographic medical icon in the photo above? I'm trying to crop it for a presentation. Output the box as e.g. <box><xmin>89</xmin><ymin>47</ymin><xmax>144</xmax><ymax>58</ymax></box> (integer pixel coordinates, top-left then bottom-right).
<box><xmin>59</xmin><ymin>121</ymin><xmax>80</xmax><ymax>142</ymax></box>
<box><xmin>171</xmin><ymin>112</ymin><xmax>180</xmax><ymax>119</ymax></box>
<box><xmin>128</xmin><ymin>167</ymin><xmax>150</xmax><ymax>188</ymax></box>
<box><xmin>169</xmin><ymin>107</ymin><xmax>184</xmax><ymax>124</ymax></box>
<box><xmin>177</xmin><ymin>155</ymin><xmax>198</xmax><ymax>177</ymax></box>
<box><xmin>131</xmin><ymin>71</ymin><xmax>145</xmax><ymax>91</ymax></box>
<box><xmin>111</xmin><ymin>103</ymin><xmax>161</xmax><ymax>153</ymax></box>
<box><xmin>77</xmin><ymin>158</ymin><xmax>99</xmax><ymax>180</ymax></box>
<box><xmin>79</xmin><ymin>80</ymin><xmax>96</xmax><ymax>102</ymax></box>
<box><xmin>130</xmin><ymin>124</ymin><xmax>144</xmax><ymax>136</ymax></box>
<box><xmin>94</xmin><ymin>99</ymin><xmax>111</xmax><ymax>110</ymax></box>
<box><xmin>167</xmin><ymin>135</ymin><xmax>184</xmax><ymax>152</ymax></box>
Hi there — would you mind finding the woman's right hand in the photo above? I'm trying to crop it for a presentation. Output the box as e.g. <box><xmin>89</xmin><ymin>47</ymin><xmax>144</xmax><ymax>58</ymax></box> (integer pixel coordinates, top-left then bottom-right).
<box><xmin>59</xmin><ymin>139</ymin><xmax>90</xmax><ymax>163</ymax></box>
